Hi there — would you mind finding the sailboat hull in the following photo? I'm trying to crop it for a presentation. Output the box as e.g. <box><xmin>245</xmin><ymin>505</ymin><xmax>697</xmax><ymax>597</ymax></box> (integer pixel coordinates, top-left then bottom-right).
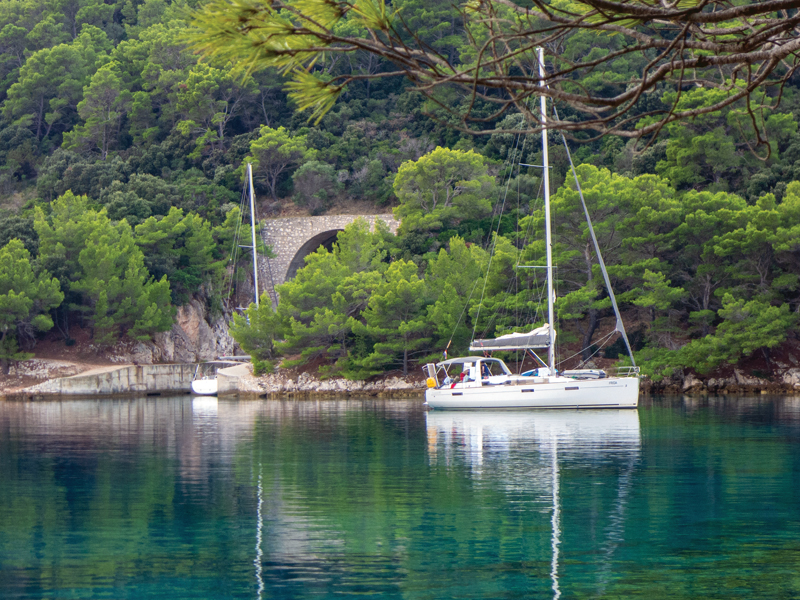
<box><xmin>425</xmin><ymin>376</ymin><xmax>639</xmax><ymax>410</ymax></box>
<box><xmin>191</xmin><ymin>378</ymin><xmax>218</xmax><ymax>396</ymax></box>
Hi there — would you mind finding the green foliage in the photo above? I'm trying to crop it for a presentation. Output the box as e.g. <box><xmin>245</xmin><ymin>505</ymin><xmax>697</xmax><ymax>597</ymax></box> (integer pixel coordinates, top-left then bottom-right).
<box><xmin>292</xmin><ymin>160</ymin><xmax>338</xmax><ymax>215</ymax></box>
<box><xmin>350</xmin><ymin>259</ymin><xmax>430</xmax><ymax>376</ymax></box>
<box><xmin>5</xmin><ymin>1</ymin><xmax>800</xmax><ymax>378</ymax></box>
<box><xmin>63</xmin><ymin>61</ymin><xmax>131</xmax><ymax>159</ymax></box>
<box><xmin>0</xmin><ymin>213</ymin><xmax>37</xmax><ymax>256</ymax></box>
<box><xmin>3</xmin><ymin>40</ymin><xmax>88</xmax><ymax>140</ymax></box>
<box><xmin>654</xmin><ymin>87</ymin><xmax>797</xmax><ymax>191</ymax></box>
<box><xmin>34</xmin><ymin>191</ymin><xmax>174</xmax><ymax>344</ymax></box>
<box><xmin>37</xmin><ymin>149</ymin><xmax>129</xmax><ymax>201</ymax></box>
<box><xmin>393</xmin><ymin>146</ymin><xmax>495</xmax><ymax>233</ymax></box>
<box><xmin>0</xmin><ymin>125</ymin><xmax>39</xmax><ymax>187</ymax></box>
<box><xmin>229</xmin><ymin>293</ymin><xmax>281</xmax><ymax>373</ymax></box>
<box><xmin>247</xmin><ymin>125</ymin><xmax>316</xmax><ymax>201</ymax></box>
<box><xmin>639</xmin><ymin>295</ymin><xmax>798</xmax><ymax>380</ymax></box>
<box><xmin>0</xmin><ymin>238</ymin><xmax>63</xmax><ymax>373</ymax></box>
<box><xmin>134</xmin><ymin>207</ymin><xmax>225</xmax><ymax>304</ymax></box>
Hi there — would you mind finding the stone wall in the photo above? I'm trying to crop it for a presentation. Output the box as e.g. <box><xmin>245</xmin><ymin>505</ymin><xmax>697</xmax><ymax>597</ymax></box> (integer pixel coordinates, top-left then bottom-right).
<box><xmin>24</xmin><ymin>364</ymin><xmax>199</xmax><ymax>396</ymax></box>
<box><xmin>259</xmin><ymin>214</ymin><xmax>399</xmax><ymax>302</ymax></box>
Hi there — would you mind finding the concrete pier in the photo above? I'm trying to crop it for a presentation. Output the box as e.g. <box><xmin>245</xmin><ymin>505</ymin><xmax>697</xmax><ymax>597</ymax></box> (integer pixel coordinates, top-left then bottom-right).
<box><xmin>21</xmin><ymin>363</ymin><xmax>231</xmax><ymax>397</ymax></box>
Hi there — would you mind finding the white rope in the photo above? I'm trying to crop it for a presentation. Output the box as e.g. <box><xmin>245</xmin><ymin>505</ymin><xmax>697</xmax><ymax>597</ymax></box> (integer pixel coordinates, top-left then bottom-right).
<box><xmin>556</xmin><ymin>329</ymin><xmax>616</xmax><ymax>369</ymax></box>
<box><xmin>471</xmin><ymin>127</ymin><xmax>527</xmax><ymax>342</ymax></box>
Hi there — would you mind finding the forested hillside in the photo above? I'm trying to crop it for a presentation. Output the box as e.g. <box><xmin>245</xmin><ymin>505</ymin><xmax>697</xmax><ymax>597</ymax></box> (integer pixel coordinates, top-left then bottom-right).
<box><xmin>2</xmin><ymin>0</ymin><xmax>800</xmax><ymax>382</ymax></box>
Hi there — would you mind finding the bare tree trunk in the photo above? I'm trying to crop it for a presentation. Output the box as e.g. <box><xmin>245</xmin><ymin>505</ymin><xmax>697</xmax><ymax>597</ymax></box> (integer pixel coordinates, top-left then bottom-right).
<box><xmin>581</xmin><ymin>308</ymin><xmax>599</xmax><ymax>361</ymax></box>
<box><xmin>702</xmin><ymin>275</ymin><xmax>712</xmax><ymax>336</ymax></box>
<box><xmin>36</xmin><ymin>96</ymin><xmax>44</xmax><ymax>140</ymax></box>
<box><xmin>260</xmin><ymin>92</ymin><xmax>271</xmax><ymax>127</ymax></box>
<box><xmin>0</xmin><ymin>331</ymin><xmax>9</xmax><ymax>375</ymax></box>
<box><xmin>269</xmin><ymin>178</ymin><xmax>278</xmax><ymax>201</ymax></box>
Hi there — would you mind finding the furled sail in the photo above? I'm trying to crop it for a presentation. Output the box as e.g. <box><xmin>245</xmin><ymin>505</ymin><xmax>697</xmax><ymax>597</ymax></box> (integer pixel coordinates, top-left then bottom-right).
<box><xmin>469</xmin><ymin>324</ymin><xmax>554</xmax><ymax>352</ymax></box>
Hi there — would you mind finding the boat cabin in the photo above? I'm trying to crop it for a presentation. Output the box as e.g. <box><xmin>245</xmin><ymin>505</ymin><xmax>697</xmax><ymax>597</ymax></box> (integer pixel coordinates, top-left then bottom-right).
<box><xmin>426</xmin><ymin>357</ymin><xmax>513</xmax><ymax>389</ymax></box>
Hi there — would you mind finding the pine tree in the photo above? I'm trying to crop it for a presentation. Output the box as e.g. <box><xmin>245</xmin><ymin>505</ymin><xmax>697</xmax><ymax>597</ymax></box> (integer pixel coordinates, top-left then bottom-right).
<box><xmin>0</xmin><ymin>239</ymin><xmax>63</xmax><ymax>374</ymax></box>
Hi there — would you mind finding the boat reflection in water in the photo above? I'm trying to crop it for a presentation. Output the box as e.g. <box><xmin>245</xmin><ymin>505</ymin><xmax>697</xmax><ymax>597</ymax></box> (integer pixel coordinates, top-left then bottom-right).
<box><xmin>426</xmin><ymin>410</ymin><xmax>641</xmax><ymax>599</ymax></box>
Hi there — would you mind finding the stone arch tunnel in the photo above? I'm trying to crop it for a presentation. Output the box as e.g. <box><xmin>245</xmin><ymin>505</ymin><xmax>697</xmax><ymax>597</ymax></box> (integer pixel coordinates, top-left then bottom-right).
<box><xmin>258</xmin><ymin>214</ymin><xmax>400</xmax><ymax>304</ymax></box>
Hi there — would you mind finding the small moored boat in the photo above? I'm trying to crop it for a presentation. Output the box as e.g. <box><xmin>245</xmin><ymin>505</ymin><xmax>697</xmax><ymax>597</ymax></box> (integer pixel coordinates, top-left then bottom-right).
<box><xmin>191</xmin><ymin>374</ymin><xmax>218</xmax><ymax>396</ymax></box>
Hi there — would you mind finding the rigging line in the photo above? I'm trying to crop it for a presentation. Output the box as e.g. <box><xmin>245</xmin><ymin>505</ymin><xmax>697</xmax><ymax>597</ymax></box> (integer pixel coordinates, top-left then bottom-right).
<box><xmin>575</xmin><ymin>333</ymin><xmax>614</xmax><ymax>370</ymax></box>
<box><xmin>225</xmin><ymin>180</ymin><xmax>250</xmax><ymax>302</ymax></box>
<box><xmin>555</xmin><ymin>329</ymin><xmax>616</xmax><ymax>369</ymax></box>
<box><xmin>479</xmin><ymin>215</ymin><xmax>546</xmax><ymax>344</ymax></box>
<box><xmin>230</xmin><ymin>183</ymin><xmax>249</xmax><ymax>295</ymax></box>
<box><xmin>508</xmin><ymin>142</ymin><xmax>547</xmax><ymax>337</ymax></box>
<box><xmin>514</xmin><ymin>178</ymin><xmax>545</xmax><ymax>331</ymax></box>
<box><xmin>478</xmin><ymin>255</ymin><xmax>543</xmax><ymax>340</ymax></box>
<box><xmin>514</xmin><ymin>177</ymin><xmax>543</xmax><ymax>266</ymax></box>
<box><xmin>244</xmin><ymin>172</ymin><xmax>278</xmax><ymax>307</ymax></box>
<box><xmin>249</xmin><ymin>181</ymin><xmax>279</xmax><ymax>307</ymax></box>
<box><xmin>516</xmin><ymin>142</ymin><xmax>521</xmax><ymax>348</ymax></box>
<box><xmin>444</xmin><ymin>276</ymin><xmax>483</xmax><ymax>352</ymax></box>
<box><xmin>223</xmin><ymin>189</ymin><xmax>243</xmax><ymax>300</ymax></box>
<box><xmin>477</xmin><ymin>253</ymin><xmax>532</xmax><ymax>339</ymax></box>
<box><xmin>471</xmin><ymin>94</ymin><xmax>538</xmax><ymax>344</ymax></box>
<box><xmin>510</xmin><ymin>177</ymin><xmax>545</xmax><ymax>366</ymax></box>
<box><xmin>552</xmin><ymin>103</ymin><xmax>637</xmax><ymax>367</ymax></box>
<box><xmin>509</xmin><ymin>120</ymin><xmax>536</xmax><ymax>342</ymax></box>
<box><xmin>472</xmin><ymin>129</ymin><xmax>527</xmax><ymax>342</ymax></box>
<box><xmin>483</xmin><ymin>120</ymin><xmax>526</xmax><ymax>249</ymax></box>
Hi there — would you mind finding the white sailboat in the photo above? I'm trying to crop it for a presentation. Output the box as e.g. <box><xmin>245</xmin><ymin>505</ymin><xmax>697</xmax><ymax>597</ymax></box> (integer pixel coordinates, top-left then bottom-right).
<box><xmin>424</xmin><ymin>49</ymin><xmax>640</xmax><ymax>410</ymax></box>
<box><xmin>191</xmin><ymin>162</ymin><xmax>261</xmax><ymax>396</ymax></box>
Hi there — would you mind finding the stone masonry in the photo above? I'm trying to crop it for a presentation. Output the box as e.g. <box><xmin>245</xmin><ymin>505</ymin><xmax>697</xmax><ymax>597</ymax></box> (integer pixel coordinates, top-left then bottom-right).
<box><xmin>259</xmin><ymin>214</ymin><xmax>400</xmax><ymax>303</ymax></box>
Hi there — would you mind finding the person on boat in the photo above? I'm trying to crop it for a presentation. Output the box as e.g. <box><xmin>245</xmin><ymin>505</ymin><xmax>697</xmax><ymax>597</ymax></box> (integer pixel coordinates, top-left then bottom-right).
<box><xmin>481</xmin><ymin>362</ymin><xmax>491</xmax><ymax>379</ymax></box>
<box><xmin>450</xmin><ymin>372</ymin><xmax>465</xmax><ymax>389</ymax></box>
<box><xmin>464</xmin><ymin>363</ymin><xmax>475</xmax><ymax>382</ymax></box>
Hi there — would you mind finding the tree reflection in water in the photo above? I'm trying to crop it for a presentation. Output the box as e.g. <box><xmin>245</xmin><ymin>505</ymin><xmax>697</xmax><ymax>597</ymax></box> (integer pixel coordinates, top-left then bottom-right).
<box><xmin>3</xmin><ymin>397</ymin><xmax>800</xmax><ymax>599</ymax></box>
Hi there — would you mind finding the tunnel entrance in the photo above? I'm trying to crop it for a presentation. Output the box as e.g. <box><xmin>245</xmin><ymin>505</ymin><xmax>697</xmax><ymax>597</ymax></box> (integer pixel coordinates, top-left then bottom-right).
<box><xmin>284</xmin><ymin>229</ymin><xmax>343</xmax><ymax>281</ymax></box>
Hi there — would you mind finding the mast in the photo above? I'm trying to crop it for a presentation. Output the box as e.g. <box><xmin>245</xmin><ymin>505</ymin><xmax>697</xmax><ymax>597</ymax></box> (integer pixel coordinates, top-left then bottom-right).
<box><xmin>247</xmin><ymin>162</ymin><xmax>260</xmax><ymax>308</ymax></box>
<box><xmin>538</xmin><ymin>48</ymin><xmax>555</xmax><ymax>373</ymax></box>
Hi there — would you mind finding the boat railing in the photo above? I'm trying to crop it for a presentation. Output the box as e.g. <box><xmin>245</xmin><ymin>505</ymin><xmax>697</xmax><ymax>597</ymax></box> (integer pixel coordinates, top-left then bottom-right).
<box><xmin>613</xmin><ymin>365</ymin><xmax>641</xmax><ymax>378</ymax></box>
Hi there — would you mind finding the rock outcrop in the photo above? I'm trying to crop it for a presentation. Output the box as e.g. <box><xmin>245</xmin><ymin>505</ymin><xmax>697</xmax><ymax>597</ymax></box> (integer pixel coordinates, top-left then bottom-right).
<box><xmin>644</xmin><ymin>366</ymin><xmax>798</xmax><ymax>395</ymax></box>
<box><xmin>98</xmin><ymin>299</ymin><xmax>235</xmax><ymax>365</ymax></box>
<box><xmin>153</xmin><ymin>299</ymin><xmax>235</xmax><ymax>362</ymax></box>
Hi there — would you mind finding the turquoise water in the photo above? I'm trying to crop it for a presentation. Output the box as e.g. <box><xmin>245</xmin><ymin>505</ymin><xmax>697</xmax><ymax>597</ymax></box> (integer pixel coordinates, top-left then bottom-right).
<box><xmin>1</xmin><ymin>395</ymin><xmax>800</xmax><ymax>599</ymax></box>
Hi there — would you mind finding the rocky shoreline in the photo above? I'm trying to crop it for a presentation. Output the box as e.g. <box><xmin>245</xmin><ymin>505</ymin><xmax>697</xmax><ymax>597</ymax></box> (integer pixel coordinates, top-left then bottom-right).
<box><xmin>642</xmin><ymin>367</ymin><xmax>800</xmax><ymax>396</ymax></box>
<box><xmin>5</xmin><ymin>357</ymin><xmax>800</xmax><ymax>399</ymax></box>
<box><xmin>230</xmin><ymin>363</ymin><xmax>800</xmax><ymax>398</ymax></box>
<box><xmin>224</xmin><ymin>366</ymin><xmax>423</xmax><ymax>397</ymax></box>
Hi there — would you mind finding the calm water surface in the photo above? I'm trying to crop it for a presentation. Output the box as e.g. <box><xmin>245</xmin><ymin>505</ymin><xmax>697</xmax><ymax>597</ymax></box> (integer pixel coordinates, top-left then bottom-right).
<box><xmin>1</xmin><ymin>395</ymin><xmax>800</xmax><ymax>599</ymax></box>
